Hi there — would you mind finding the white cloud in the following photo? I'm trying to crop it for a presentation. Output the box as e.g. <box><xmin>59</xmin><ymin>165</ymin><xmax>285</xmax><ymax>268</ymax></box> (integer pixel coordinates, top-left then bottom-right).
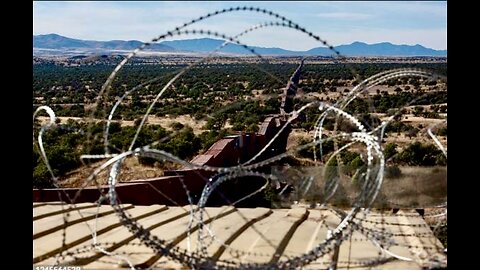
<box><xmin>316</xmin><ymin>12</ymin><xmax>372</xmax><ymax>20</ymax></box>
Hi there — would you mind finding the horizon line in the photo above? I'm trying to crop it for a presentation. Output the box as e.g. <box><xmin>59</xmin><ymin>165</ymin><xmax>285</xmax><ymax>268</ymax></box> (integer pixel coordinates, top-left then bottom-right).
<box><xmin>33</xmin><ymin>33</ymin><xmax>447</xmax><ymax>52</ymax></box>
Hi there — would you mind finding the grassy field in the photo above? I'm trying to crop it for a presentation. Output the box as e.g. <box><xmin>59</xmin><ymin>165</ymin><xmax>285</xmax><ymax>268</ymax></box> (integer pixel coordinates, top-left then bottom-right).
<box><xmin>273</xmin><ymin>166</ymin><xmax>446</xmax><ymax>208</ymax></box>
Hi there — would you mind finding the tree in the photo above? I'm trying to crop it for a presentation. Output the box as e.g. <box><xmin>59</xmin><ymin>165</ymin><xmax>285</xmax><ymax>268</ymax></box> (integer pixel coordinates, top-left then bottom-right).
<box><xmin>205</xmin><ymin>115</ymin><xmax>227</xmax><ymax>130</ymax></box>
<box><xmin>405</xmin><ymin>127</ymin><xmax>419</xmax><ymax>138</ymax></box>
<box><xmin>437</xmin><ymin>127</ymin><xmax>447</xmax><ymax>136</ymax></box>
<box><xmin>394</xmin><ymin>142</ymin><xmax>444</xmax><ymax>166</ymax></box>
<box><xmin>33</xmin><ymin>162</ymin><xmax>55</xmax><ymax>189</ymax></box>
<box><xmin>246</xmin><ymin>123</ymin><xmax>259</xmax><ymax>133</ymax></box>
<box><xmin>163</xmin><ymin>127</ymin><xmax>202</xmax><ymax>159</ymax></box>
<box><xmin>383</xmin><ymin>143</ymin><xmax>398</xmax><ymax>160</ymax></box>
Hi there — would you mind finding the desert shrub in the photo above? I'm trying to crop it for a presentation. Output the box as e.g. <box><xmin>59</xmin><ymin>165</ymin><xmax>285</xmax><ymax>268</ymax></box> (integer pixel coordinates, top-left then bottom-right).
<box><xmin>437</xmin><ymin>127</ymin><xmax>447</xmax><ymax>136</ymax></box>
<box><xmin>170</xmin><ymin>121</ymin><xmax>184</xmax><ymax>131</ymax></box>
<box><xmin>385</xmin><ymin>165</ymin><xmax>402</xmax><ymax>179</ymax></box>
<box><xmin>383</xmin><ymin>143</ymin><xmax>398</xmax><ymax>160</ymax></box>
<box><xmin>394</xmin><ymin>142</ymin><xmax>445</xmax><ymax>166</ymax></box>
<box><xmin>432</xmin><ymin>223</ymin><xmax>447</xmax><ymax>248</ymax></box>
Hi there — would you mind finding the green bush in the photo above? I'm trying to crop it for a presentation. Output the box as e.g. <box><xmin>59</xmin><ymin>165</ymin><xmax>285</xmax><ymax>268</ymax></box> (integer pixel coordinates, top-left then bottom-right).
<box><xmin>383</xmin><ymin>143</ymin><xmax>398</xmax><ymax>160</ymax></box>
<box><xmin>394</xmin><ymin>142</ymin><xmax>445</xmax><ymax>166</ymax></box>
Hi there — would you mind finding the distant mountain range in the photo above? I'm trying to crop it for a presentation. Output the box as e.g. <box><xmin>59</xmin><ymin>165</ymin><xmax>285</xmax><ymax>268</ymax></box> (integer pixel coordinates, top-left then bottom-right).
<box><xmin>33</xmin><ymin>34</ymin><xmax>447</xmax><ymax>57</ymax></box>
<box><xmin>33</xmin><ymin>33</ymin><xmax>175</xmax><ymax>52</ymax></box>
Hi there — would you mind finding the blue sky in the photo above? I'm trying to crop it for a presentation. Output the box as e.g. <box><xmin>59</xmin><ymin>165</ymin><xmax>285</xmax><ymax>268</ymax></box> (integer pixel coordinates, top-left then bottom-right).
<box><xmin>33</xmin><ymin>1</ymin><xmax>447</xmax><ymax>51</ymax></box>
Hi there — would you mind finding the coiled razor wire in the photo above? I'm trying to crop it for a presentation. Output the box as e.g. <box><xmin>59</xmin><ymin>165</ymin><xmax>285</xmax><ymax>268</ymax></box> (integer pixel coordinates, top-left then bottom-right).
<box><xmin>33</xmin><ymin>6</ymin><xmax>447</xmax><ymax>270</ymax></box>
